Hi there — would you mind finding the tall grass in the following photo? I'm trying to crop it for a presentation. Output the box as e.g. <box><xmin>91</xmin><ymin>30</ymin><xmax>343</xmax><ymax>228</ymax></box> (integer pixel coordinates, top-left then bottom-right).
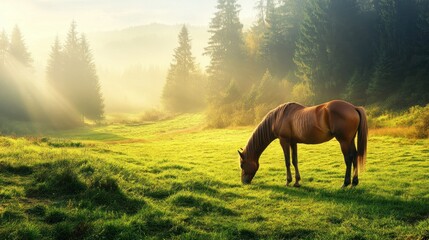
<box><xmin>367</xmin><ymin>104</ymin><xmax>429</xmax><ymax>138</ymax></box>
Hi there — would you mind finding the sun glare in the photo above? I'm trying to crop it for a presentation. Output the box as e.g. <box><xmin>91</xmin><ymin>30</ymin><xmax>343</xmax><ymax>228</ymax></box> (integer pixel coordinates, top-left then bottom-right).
<box><xmin>3</xmin><ymin>52</ymin><xmax>82</xmax><ymax>130</ymax></box>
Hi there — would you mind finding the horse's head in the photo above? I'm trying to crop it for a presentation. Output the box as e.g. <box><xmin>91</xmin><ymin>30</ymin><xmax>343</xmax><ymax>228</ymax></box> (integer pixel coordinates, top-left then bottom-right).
<box><xmin>238</xmin><ymin>149</ymin><xmax>259</xmax><ymax>184</ymax></box>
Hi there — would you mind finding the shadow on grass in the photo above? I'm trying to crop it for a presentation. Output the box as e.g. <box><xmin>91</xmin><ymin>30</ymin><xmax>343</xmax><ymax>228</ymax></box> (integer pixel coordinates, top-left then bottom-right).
<box><xmin>1</xmin><ymin>161</ymin><xmax>189</xmax><ymax>239</ymax></box>
<box><xmin>0</xmin><ymin>163</ymin><xmax>33</xmax><ymax>176</ymax></box>
<box><xmin>260</xmin><ymin>184</ymin><xmax>429</xmax><ymax>223</ymax></box>
<box><xmin>214</xmin><ymin>225</ymin><xmax>315</xmax><ymax>240</ymax></box>
<box><xmin>170</xmin><ymin>192</ymin><xmax>237</xmax><ymax>216</ymax></box>
<box><xmin>275</xmin><ymin>229</ymin><xmax>317</xmax><ymax>240</ymax></box>
<box><xmin>25</xmin><ymin>160</ymin><xmax>144</xmax><ymax>215</ymax></box>
<box><xmin>143</xmin><ymin>178</ymin><xmax>241</xmax><ymax>201</ymax></box>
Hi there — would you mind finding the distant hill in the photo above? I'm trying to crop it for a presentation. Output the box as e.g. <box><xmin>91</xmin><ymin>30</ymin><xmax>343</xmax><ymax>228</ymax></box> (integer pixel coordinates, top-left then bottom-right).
<box><xmin>87</xmin><ymin>23</ymin><xmax>210</xmax><ymax>70</ymax></box>
<box><xmin>89</xmin><ymin>24</ymin><xmax>210</xmax><ymax>113</ymax></box>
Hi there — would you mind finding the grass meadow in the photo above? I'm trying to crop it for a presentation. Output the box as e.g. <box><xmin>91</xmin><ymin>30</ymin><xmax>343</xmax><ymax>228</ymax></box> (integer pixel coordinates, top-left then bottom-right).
<box><xmin>0</xmin><ymin>114</ymin><xmax>428</xmax><ymax>239</ymax></box>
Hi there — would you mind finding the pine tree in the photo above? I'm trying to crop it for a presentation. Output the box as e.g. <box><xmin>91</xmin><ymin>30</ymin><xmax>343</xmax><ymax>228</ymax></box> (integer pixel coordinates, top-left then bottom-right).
<box><xmin>251</xmin><ymin>0</ymin><xmax>267</xmax><ymax>52</ymax></box>
<box><xmin>0</xmin><ymin>30</ymin><xmax>8</xmax><ymax>66</ymax></box>
<box><xmin>327</xmin><ymin>0</ymin><xmax>362</xmax><ymax>96</ymax></box>
<box><xmin>374</xmin><ymin>0</ymin><xmax>398</xmax><ymax>55</ymax></box>
<box><xmin>245</xmin><ymin>0</ymin><xmax>267</xmax><ymax>71</ymax></box>
<box><xmin>205</xmin><ymin>0</ymin><xmax>246</xmax><ymax>93</ymax></box>
<box><xmin>366</xmin><ymin>50</ymin><xmax>394</xmax><ymax>103</ymax></box>
<box><xmin>243</xmin><ymin>0</ymin><xmax>270</xmax><ymax>82</ymax></box>
<box><xmin>344</xmin><ymin>71</ymin><xmax>369</xmax><ymax>105</ymax></box>
<box><xmin>61</xmin><ymin>21</ymin><xmax>82</xmax><ymax>120</ymax></box>
<box><xmin>256</xmin><ymin>70</ymin><xmax>276</xmax><ymax>105</ymax></box>
<box><xmin>9</xmin><ymin>25</ymin><xmax>32</xmax><ymax>67</ymax></box>
<box><xmin>46</xmin><ymin>36</ymin><xmax>63</xmax><ymax>91</ymax></box>
<box><xmin>79</xmin><ymin>35</ymin><xmax>104</xmax><ymax>121</ymax></box>
<box><xmin>260</xmin><ymin>0</ymin><xmax>281</xmax><ymax>73</ymax></box>
<box><xmin>47</xmin><ymin>22</ymin><xmax>104</xmax><ymax>123</ymax></box>
<box><xmin>171</xmin><ymin>25</ymin><xmax>195</xmax><ymax>82</ymax></box>
<box><xmin>64</xmin><ymin>22</ymin><xmax>80</xmax><ymax>55</ymax></box>
<box><xmin>261</xmin><ymin>0</ymin><xmax>304</xmax><ymax>78</ymax></box>
<box><xmin>366</xmin><ymin>0</ymin><xmax>409</xmax><ymax>105</ymax></box>
<box><xmin>294</xmin><ymin>0</ymin><xmax>330</xmax><ymax>103</ymax></box>
<box><xmin>0</xmin><ymin>30</ymin><xmax>9</xmax><ymax>117</ymax></box>
<box><xmin>162</xmin><ymin>25</ymin><xmax>205</xmax><ymax>113</ymax></box>
<box><xmin>0</xmin><ymin>27</ymin><xmax>31</xmax><ymax>120</ymax></box>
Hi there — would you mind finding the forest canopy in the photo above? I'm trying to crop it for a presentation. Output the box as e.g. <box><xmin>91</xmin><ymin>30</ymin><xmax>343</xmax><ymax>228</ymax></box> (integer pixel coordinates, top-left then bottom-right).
<box><xmin>198</xmin><ymin>0</ymin><xmax>429</xmax><ymax>127</ymax></box>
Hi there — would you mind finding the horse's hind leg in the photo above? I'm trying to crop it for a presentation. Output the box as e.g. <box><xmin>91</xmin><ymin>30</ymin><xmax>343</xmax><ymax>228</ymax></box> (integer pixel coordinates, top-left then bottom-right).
<box><xmin>351</xmin><ymin>141</ymin><xmax>359</xmax><ymax>187</ymax></box>
<box><xmin>339</xmin><ymin>140</ymin><xmax>353</xmax><ymax>188</ymax></box>
<box><xmin>291</xmin><ymin>143</ymin><xmax>301</xmax><ymax>187</ymax></box>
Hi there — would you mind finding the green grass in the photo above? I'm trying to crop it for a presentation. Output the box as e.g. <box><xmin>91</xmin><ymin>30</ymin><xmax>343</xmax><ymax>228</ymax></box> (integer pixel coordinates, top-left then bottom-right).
<box><xmin>0</xmin><ymin>114</ymin><xmax>428</xmax><ymax>239</ymax></box>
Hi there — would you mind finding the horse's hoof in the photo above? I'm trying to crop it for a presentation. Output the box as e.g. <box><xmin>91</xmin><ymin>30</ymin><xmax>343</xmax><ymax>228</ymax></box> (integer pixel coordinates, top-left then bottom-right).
<box><xmin>293</xmin><ymin>182</ymin><xmax>301</xmax><ymax>187</ymax></box>
<box><xmin>342</xmin><ymin>181</ymin><xmax>351</xmax><ymax>189</ymax></box>
<box><xmin>341</xmin><ymin>185</ymin><xmax>348</xmax><ymax>189</ymax></box>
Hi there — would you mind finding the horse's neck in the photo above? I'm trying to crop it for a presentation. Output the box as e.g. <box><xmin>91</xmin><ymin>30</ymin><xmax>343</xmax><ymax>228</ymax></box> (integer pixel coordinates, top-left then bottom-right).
<box><xmin>244</xmin><ymin>114</ymin><xmax>277</xmax><ymax>160</ymax></box>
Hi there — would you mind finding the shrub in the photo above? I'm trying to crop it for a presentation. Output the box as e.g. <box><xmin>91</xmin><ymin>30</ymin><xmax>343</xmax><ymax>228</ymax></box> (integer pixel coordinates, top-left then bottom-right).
<box><xmin>140</xmin><ymin>109</ymin><xmax>168</xmax><ymax>122</ymax></box>
<box><xmin>291</xmin><ymin>82</ymin><xmax>314</xmax><ymax>105</ymax></box>
<box><xmin>254</xmin><ymin>104</ymin><xmax>274</xmax><ymax>124</ymax></box>
<box><xmin>47</xmin><ymin>140</ymin><xmax>84</xmax><ymax>148</ymax></box>
<box><xmin>414</xmin><ymin>104</ymin><xmax>429</xmax><ymax>138</ymax></box>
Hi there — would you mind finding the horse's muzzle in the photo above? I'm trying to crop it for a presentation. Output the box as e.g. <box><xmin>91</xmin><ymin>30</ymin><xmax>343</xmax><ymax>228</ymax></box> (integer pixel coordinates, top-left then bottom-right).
<box><xmin>241</xmin><ymin>175</ymin><xmax>252</xmax><ymax>184</ymax></box>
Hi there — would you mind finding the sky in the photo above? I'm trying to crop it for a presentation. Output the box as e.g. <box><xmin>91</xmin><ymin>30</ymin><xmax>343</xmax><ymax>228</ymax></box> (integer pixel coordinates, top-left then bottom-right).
<box><xmin>0</xmin><ymin>0</ymin><xmax>257</xmax><ymax>38</ymax></box>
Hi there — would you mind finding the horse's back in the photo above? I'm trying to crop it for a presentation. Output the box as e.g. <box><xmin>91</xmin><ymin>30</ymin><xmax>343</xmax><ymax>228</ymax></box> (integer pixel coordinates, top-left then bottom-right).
<box><xmin>277</xmin><ymin>102</ymin><xmax>332</xmax><ymax>143</ymax></box>
<box><xmin>276</xmin><ymin>100</ymin><xmax>361</xmax><ymax>144</ymax></box>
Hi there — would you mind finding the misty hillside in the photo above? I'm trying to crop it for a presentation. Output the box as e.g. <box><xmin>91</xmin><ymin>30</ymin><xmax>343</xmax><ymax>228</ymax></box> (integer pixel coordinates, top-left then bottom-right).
<box><xmin>86</xmin><ymin>24</ymin><xmax>210</xmax><ymax>113</ymax></box>
<box><xmin>88</xmin><ymin>23</ymin><xmax>210</xmax><ymax>70</ymax></box>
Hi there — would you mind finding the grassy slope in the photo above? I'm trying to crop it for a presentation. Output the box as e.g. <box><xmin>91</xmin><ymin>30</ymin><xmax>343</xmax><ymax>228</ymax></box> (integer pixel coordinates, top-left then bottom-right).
<box><xmin>0</xmin><ymin>114</ymin><xmax>428</xmax><ymax>239</ymax></box>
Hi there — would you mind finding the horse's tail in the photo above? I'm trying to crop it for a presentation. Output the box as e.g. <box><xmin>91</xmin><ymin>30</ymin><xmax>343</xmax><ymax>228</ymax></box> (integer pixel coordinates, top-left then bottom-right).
<box><xmin>355</xmin><ymin>107</ymin><xmax>368</xmax><ymax>172</ymax></box>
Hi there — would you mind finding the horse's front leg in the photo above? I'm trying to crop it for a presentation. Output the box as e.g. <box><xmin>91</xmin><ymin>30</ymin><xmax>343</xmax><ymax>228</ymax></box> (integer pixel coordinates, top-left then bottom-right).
<box><xmin>279</xmin><ymin>138</ymin><xmax>292</xmax><ymax>186</ymax></box>
<box><xmin>291</xmin><ymin>143</ymin><xmax>301</xmax><ymax>187</ymax></box>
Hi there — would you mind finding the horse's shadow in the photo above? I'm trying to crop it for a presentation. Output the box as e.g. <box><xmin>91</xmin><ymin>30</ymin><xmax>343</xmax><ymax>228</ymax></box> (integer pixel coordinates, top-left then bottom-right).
<box><xmin>259</xmin><ymin>183</ymin><xmax>429</xmax><ymax>224</ymax></box>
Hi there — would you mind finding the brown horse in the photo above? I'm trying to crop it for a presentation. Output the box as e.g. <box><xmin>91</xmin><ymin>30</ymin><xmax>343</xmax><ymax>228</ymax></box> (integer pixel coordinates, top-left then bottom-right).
<box><xmin>238</xmin><ymin>100</ymin><xmax>367</xmax><ymax>188</ymax></box>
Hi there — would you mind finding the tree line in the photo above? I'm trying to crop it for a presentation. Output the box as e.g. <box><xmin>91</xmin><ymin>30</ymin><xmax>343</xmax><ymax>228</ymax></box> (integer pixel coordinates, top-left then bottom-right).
<box><xmin>0</xmin><ymin>23</ymin><xmax>104</xmax><ymax>130</ymax></box>
<box><xmin>0</xmin><ymin>26</ymin><xmax>33</xmax><ymax>121</ymax></box>
<box><xmin>1</xmin><ymin>0</ymin><xmax>428</xmax><ymax>130</ymax></box>
<box><xmin>47</xmin><ymin>22</ymin><xmax>104</xmax><ymax>123</ymax></box>
<box><xmin>163</xmin><ymin>0</ymin><xmax>429</xmax><ymax>127</ymax></box>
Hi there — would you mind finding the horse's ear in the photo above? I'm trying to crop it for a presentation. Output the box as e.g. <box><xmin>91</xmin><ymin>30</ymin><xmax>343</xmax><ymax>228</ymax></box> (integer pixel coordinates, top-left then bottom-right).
<box><xmin>237</xmin><ymin>150</ymin><xmax>245</xmax><ymax>159</ymax></box>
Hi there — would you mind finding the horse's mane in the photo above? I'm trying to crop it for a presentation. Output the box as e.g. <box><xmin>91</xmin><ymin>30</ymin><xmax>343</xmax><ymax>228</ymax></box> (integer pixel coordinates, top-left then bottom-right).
<box><xmin>244</xmin><ymin>103</ymin><xmax>291</xmax><ymax>159</ymax></box>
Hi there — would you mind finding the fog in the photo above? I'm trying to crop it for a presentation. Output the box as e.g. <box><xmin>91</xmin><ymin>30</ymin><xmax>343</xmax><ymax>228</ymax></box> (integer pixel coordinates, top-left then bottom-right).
<box><xmin>1</xmin><ymin>0</ymin><xmax>256</xmax><ymax>113</ymax></box>
<box><xmin>22</xmin><ymin>23</ymin><xmax>212</xmax><ymax>112</ymax></box>
<box><xmin>85</xmin><ymin>24</ymin><xmax>211</xmax><ymax>112</ymax></box>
